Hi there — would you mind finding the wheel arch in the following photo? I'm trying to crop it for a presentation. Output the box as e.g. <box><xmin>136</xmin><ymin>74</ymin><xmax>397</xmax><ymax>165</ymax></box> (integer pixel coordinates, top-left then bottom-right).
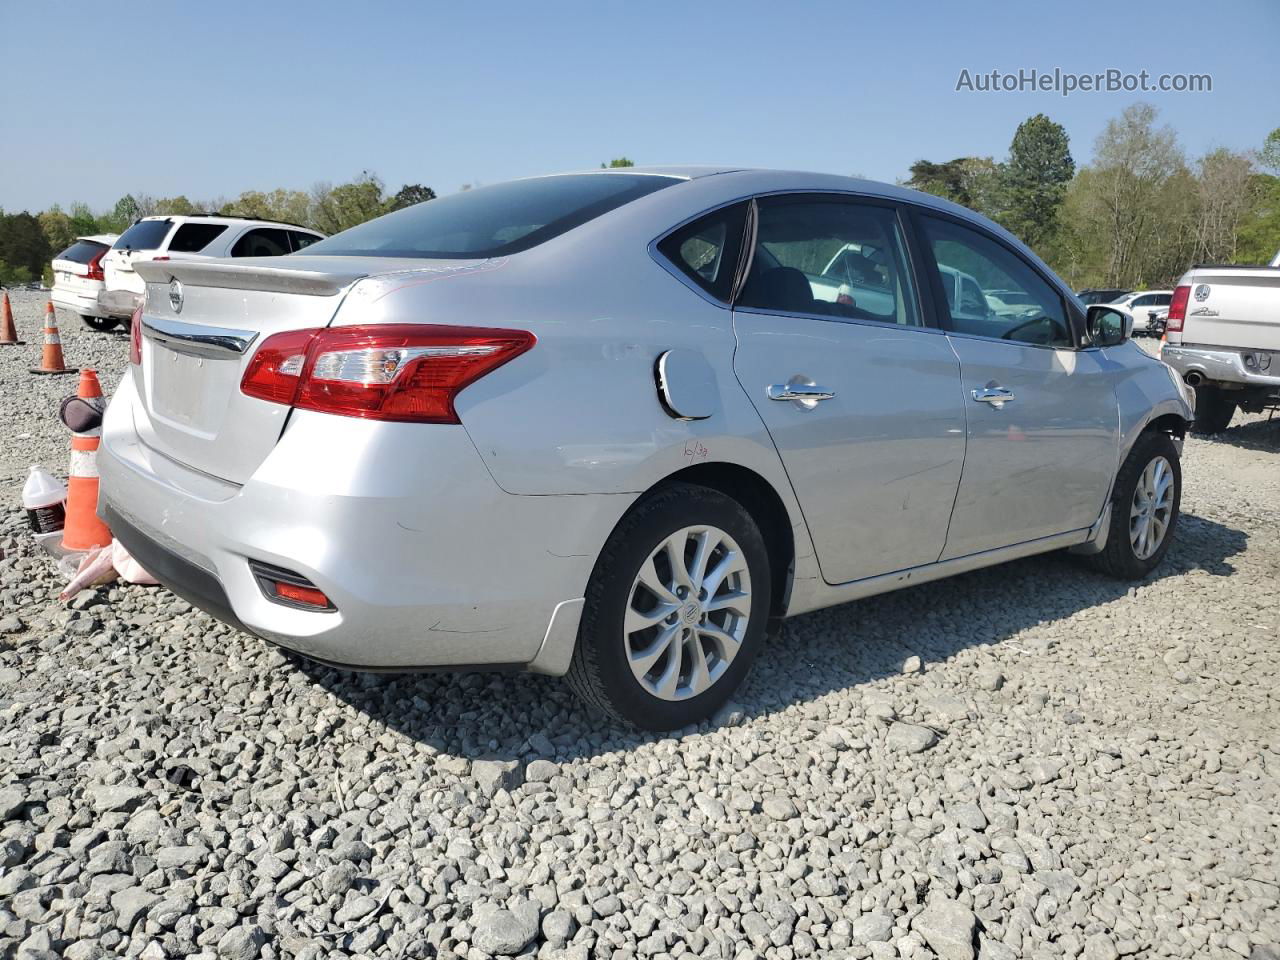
<box><xmin>647</xmin><ymin>461</ymin><xmax>796</xmax><ymax>627</ymax></box>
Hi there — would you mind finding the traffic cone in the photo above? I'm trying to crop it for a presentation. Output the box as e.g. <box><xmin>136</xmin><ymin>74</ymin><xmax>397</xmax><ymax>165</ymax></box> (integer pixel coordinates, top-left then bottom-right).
<box><xmin>0</xmin><ymin>290</ymin><xmax>21</xmax><ymax>345</ymax></box>
<box><xmin>30</xmin><ymin>302</ymin><xmax>76</xmax><ymax>375</ymax></box>
<box><xmin>62</xmin><ymin>369</ymin><xmax>112</xmax><ymax>552</ymax></box>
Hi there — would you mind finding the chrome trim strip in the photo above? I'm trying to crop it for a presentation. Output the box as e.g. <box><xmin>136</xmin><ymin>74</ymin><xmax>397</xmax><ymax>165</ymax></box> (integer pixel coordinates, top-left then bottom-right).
<box><xmin>142</xmin><ymin>314</ymin><xmax>259</xmax><ymax>359</ymax></box>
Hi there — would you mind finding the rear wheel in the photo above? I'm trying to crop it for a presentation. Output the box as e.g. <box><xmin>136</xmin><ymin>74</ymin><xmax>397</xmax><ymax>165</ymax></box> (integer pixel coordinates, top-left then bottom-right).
<box><xmin>568</xmin><ymin>483</ymin><xmax>771</xmax><ymax>730</ymax></box>
<box><xmin>1091</xmin><ymin>431</ymin><xmax>1181</xmax><ymax>580</ymax></box>
<box><xmin>1191</xmin><ymin>385</ymin><xmax>1236</xmax><ymax>435</ymax></box>
<box><xmin>81</xmin><ymin>316</ymin><xmax>120</xmax><ymax>333</ymax></box>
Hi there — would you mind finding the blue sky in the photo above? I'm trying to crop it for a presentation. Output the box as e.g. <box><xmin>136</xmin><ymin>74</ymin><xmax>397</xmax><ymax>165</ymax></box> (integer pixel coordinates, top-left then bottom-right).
<box><xmin>1</xmin><ymin>0</ymin><xmax>1275</xmax><ymax>212</ymax></box>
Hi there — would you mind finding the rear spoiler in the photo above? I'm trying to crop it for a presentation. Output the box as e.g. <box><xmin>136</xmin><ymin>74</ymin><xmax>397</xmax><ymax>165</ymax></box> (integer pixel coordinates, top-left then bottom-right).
<box><xmin>135</xmin><ymin>259</ymin><xmax>367</xmax><ymax>297</ymax></box>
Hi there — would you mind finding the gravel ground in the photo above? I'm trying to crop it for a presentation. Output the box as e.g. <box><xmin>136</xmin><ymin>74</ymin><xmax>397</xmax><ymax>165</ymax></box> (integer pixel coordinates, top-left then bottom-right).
<box><xmin>1</xmin><ymin>288</ymin><xmax>1277</xmax><ymax>960</ymax></box>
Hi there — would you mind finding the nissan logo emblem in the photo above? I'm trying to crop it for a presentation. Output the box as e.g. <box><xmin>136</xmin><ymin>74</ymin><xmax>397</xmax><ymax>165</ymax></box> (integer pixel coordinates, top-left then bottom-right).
<box><xmin>168</xmin><ymin>279</ymin><xmax>184</xmax><ymax>313</ymax></box>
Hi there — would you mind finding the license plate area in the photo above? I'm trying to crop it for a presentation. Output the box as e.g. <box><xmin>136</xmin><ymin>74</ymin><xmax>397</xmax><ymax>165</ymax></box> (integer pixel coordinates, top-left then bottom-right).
<box><xmin>148</xmin><ymin>345</ymin><xmax>237</xmax><ymax>436</ymax></box>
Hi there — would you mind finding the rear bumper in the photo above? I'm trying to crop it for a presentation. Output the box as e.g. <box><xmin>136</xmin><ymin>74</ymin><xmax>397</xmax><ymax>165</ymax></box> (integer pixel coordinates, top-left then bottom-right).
<box><xmin>1161</xmin><ymin>343</ymin><xmax>1280</xmax><ymax>390</ymax></box>
<box><xmin>51</xmin><ymin>286</ymin><xmax>107</xmax><ymax>318</ymax></box>
<box><xmin>98</xmin><ymin>288</ymin><xmax>142</xmax><ymax>319</ymax></box>
<box><xmin>98</xmin><ymin>372</ymin><xmax>611</xmax><ymax>672</ymax></box>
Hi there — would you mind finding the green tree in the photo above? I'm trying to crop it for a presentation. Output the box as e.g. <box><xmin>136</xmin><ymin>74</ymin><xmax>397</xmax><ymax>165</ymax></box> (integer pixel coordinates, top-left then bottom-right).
<box><xmin>38</xmin><ymin>206</ymin><xmax>77</xmax><ymax>254</ymax></box>
<box><xmin>153</xmin><ymin>195</ymin><xmax>199</xmax><ymax>216</ymax></box>
<box><xmin>100</xmin><ymin>195</ymin><xmax>140</xmax><ymax>233</ymax></box>
<box><xmin>309</xmin><ymin>172</ymin><xmax>387</xmax><ymax>234</ymax></box>
<box><xmin>1235</xmin><ymin>128</ymin><xmax>1280</xmax><ymax>264</ymax></box>
<box><xmin>0</xmin><ymin>212</ymin><xmax>52</xmax><ymax>279</ymax></box>
<box><xmin>601</xmin><ymin>157</ymin><xmax>635</xmax><ymax>168</ymax></box>
<box><xmin>1259</xmin><ymin>127</ymin><xmax>1280</xmax><ymax>174</ymax></box>
<box><xmin>385</xmin><ymin>184</ymin><xmax>437</xmax><ymax>213</ymax></box>
<box><xmin>1000</xmin><ymin>114</ymin><xmax>1074</xmax><ymax>252</ymax></box>
<box><xmin>222</xmin><ymin>188</ymin><xmax>312</xmax><ymax>226</ymax></box>
<box><xmin>906</xmin><ymin>157</ymin><xmax>1002</xmax><ymax>219</ymax></box>
<box><xmin>68</xmin><ymin>202</ymin><xmax>101</xmax><ymax>237</ymax></box>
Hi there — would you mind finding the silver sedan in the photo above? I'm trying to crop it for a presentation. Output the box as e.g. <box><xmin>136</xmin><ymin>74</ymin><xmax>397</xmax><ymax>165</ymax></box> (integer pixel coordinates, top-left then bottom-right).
<box><xmin>99</xmin><ymin>168</ymin><xmax>1194</xmax><ymax>729</ymax></box>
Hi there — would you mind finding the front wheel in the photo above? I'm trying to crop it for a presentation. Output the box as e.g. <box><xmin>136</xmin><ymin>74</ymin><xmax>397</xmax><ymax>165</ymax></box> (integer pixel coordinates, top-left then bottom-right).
<box><xmin>1091</xmin><ymin>431</ymin><xmax>1181</xmax><ymax>580</ymax></box>
<box><xmin>567</xmin><ymin>483</ymin><xmax>771</xmax><ymax>730</ymax></box>
<box><xmin>81</xmin><ymin>316</ymin><xmax>120</xmax><ymax>332</ymax></box>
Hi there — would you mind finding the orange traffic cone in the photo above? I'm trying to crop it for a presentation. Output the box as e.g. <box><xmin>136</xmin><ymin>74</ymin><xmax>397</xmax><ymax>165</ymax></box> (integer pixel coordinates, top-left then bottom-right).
<box><xmin>0</xmin><ymin>290</ymin><xmax>21</xmax><ymax>345</ymax></box>
<box><xmin>62</xmin><ymin>369</ymin><xmax>112</xmax><ymax>552</ymax></box>
<box><xmin>30</xmin><ymin>302</ymin><xmax>76</xmax><ymax>375</ymax></box>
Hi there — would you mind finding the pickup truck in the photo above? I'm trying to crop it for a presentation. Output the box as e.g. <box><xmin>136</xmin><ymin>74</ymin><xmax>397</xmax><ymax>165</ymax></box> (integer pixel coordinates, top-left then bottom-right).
<box><xmin>1161</xmin><ymin>249</ymin><xmax>1280</xmax><ymax>433</ymax></box>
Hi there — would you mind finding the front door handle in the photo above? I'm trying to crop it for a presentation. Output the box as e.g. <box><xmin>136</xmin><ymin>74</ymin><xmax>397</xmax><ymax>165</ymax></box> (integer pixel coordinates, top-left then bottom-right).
<box><xmin>971</xmin><ymin>385</ymin><xmax>1016</xmax><ymax>407</ymax></box>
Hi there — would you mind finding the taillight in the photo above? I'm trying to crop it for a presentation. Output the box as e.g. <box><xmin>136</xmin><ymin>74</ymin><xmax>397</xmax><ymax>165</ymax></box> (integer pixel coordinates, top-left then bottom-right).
<box><xmin>240</xmin><ymin>329</ymin><xmax>317</xmax><ymax>404</ymax></box>
<box><xmin>85</xmin><ymin>248</ymin><xmax>107</xmax><ymax>282</ymax></box>
<box><xmin>240</xmin><ymin>324</ymin><xmax>535</xmax><ymax>423</ymax></box>
<box><xmin>1166</xmin><ymin>285</ymin><xmax>1190</xmax><ymax>333</ymax></box>
<box><xmin>129</xmin><ymin>306</ymin><xmax>143</xmax><ymax>364</ymax></box>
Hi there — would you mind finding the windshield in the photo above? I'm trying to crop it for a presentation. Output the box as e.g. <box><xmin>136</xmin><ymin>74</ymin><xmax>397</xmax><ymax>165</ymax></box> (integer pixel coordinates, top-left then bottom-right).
<box><xmin>302</xmin><ymin>174</ymin><xmax>679</xmax><ymax>259</ymax></box>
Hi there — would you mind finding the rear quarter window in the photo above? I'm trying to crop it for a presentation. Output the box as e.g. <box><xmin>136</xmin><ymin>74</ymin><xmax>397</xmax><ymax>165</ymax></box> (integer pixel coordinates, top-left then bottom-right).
<box><xmin>231</xmin><ymin>228</ymin><xmax>292</xmax><ymax>258</ymax></box>
<box><xmin>113</xmin><ymin>220</ymin><xmax>172</xmax><ymax>251</ymax></box>
<box><xmin>168</xmin><ymin>223</ymin><xmax>228</xmax><ymax>253</ymax></box>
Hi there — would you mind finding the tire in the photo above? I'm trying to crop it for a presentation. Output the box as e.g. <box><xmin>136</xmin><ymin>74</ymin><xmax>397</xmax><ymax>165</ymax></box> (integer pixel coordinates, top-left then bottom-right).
<box><xmin>567</xmin><ymin>482</ymin><xmax>772</xmax><ymax>730</ymax></box>
<box><xmin>1190</xmin><ymin>386</ymin><xmax>1236</xmax><ymax>435</ymax></box>
<box><xmin>1091</xmin><ymin>431</ymin><xmax>1181</xmax><ymax>580</ymax></box>
<box><xmin>81</xmin><ymin>316</ymin><xmax>120</xmax><ymax>333</ymax></box>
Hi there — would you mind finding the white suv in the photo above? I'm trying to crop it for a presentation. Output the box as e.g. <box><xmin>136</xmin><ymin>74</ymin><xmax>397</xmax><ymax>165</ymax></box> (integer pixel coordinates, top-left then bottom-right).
<box><xmin>99</xmin><ymin>216</ymin><xmax>324</xmax><ymax>322</ymax></box>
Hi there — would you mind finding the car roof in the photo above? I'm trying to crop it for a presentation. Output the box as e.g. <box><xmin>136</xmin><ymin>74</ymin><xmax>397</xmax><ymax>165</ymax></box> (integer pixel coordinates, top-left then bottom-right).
<box><xmin>75</xmin><ymin>234</ymin><xmax>119</xmax><ymax>246</ymax></box>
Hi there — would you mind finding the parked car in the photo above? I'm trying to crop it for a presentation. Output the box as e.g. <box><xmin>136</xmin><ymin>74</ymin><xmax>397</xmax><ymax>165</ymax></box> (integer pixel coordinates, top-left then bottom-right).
<box><xmin>1160</xmin><ymin>249</ymin><xmax>1280</xmax><ymax>433</ymax></box>
<box><xmin>1076</xmin><ymin>288</ymin><xmax>1131</xmax><ymax>306</ymax></box>
<box><xmin>99</xmin><ymin>169</ymin><xmax>1193</xmax><ymax>729</ymax></box>
<box><xmin>99</xmin><ymin>215</ymin><xmax>325</xmax><ymax>324</ymax></box>
<box><xmin>50</xmin><ymin>234</ymin><xmax>120</xmax><ymax>331</ymax></box>
<box><xmin>1108</xmin><ymin>290</ymin><xmax>1174</xmax><ymax>336</ymax></box>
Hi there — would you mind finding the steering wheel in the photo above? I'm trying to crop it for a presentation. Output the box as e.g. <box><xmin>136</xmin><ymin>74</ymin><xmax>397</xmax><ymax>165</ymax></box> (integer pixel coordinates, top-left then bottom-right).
<box><xmin>1000</xmin><ymin>317</ymin><xmax>1054</xmax><ymax>343</ymax></box>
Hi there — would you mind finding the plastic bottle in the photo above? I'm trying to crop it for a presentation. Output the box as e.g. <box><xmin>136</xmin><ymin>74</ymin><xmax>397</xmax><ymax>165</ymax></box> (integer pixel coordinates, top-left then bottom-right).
<box><xmin>22</xmin><ymin>465</ymin><xmax>67</xmax><ymax>534</ymax></box>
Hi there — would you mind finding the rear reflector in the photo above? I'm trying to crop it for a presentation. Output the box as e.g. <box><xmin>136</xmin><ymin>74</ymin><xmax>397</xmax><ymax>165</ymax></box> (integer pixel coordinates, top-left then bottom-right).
<box><xmin>1166</xmin><ymin>285</ymin><xmax>1190</xmax><ymax>333</ymax></box>
<box><xmin>274</xmin><ymin>581</ymin><xmax>332</xmax><ymax>608</ymax></box>
<box><xmin>249</xmin><ymin>560</ymin><xmax>335</xmax><ymax>612</ymax></box>
<box><xmin>240</xmin><ymin>324</ymin><xmax>535</xmax><ymax>423</ymax></box>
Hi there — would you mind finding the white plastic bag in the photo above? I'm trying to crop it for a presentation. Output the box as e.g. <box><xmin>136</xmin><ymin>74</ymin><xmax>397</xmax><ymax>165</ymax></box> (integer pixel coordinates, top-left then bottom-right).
<box><xmin>112</xmin><ymin>540</ymin><xmax>157</xmax><ymax>585</ymax></box>
<box><xmin>60</xmin><ymin>546</ymin><xmax>117</xmax><ymax>600</ymax></box>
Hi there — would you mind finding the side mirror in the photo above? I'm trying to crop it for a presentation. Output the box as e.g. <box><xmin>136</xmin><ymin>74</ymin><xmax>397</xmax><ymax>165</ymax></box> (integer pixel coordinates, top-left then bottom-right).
<box><xmin>1087</xmin><ymin>305</ymin><xmax>1132</xmax><ymax>347</ymax></box>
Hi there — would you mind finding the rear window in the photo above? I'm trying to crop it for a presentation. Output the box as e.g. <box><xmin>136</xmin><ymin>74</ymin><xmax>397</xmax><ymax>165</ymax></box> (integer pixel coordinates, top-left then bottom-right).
<box><xmin>301</xmin><ymin>174</ymin><xmax>679</xmax><ymax>259</ymax></box>
<box><xmin>55</xmin><ymin>240</ymin><xmax>109</xmax><ymax>264</ymax></box>
<box><xmin>168</xmin><ymin>223</ymin><xmax>228</xmax><ymax>253</ymax></box>
<box><xmin>114</xmin><ymin>220</ymin><xmax>172</xmax><ymax>251</ymax></box>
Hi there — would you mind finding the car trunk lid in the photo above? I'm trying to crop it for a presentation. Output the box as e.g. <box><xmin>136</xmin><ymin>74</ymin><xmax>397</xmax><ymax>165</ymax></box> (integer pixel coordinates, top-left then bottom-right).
<box><xmin>132</xmin><ymin>258</ymin><xmax>377</xmax><ymax>484</ymax></box>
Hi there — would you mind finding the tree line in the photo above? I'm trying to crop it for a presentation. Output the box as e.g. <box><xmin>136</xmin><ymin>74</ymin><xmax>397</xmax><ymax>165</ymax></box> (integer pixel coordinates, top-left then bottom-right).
<box><xmin>4</xmin><ymin>119</ymin><xmax>1278</xmax><ymax>291</ymax></box>
<box><xmin>905</xmin><ymin>104</ymin><xmax>1280</xmax><ymax>290</ymax></box>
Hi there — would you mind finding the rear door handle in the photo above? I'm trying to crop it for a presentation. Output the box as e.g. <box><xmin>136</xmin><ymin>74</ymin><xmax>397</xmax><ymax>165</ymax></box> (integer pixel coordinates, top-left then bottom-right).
<box><xmin>971</xmin><ymin>385</ymin><xmax>1015</xmax><ymax>407</ymax></box>
<box><xmin>767</xmin><ymin>383</ymin><xmax>835</xmax><ymax>402</ymax></box>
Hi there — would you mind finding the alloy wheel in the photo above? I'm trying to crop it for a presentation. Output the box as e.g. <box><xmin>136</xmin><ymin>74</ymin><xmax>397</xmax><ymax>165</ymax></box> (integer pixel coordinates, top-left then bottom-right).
<box><xmin>1130</xmin><ymin>455</ymin><xmax>1174</xmax><ymax>560</ymax></box>
<box><xmin>624</xmin><ymin>525</ymin><xmax>752</xmax><ymax>701</ymax></box>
